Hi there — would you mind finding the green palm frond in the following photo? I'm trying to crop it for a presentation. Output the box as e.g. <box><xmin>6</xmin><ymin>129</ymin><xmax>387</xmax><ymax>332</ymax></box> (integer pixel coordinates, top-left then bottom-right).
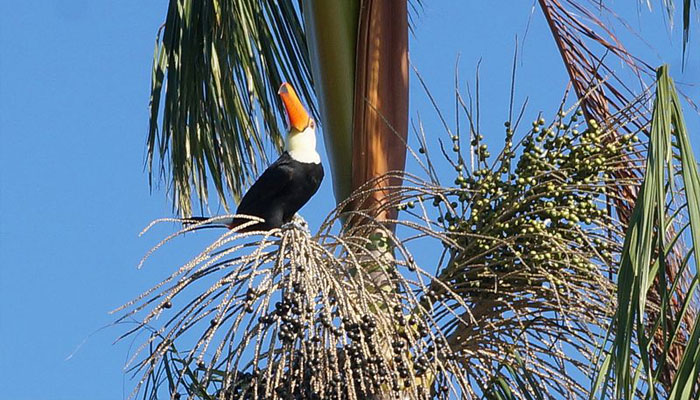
<box><xmin>301</xmin><ymin>0</ymin><xmax>359</xmax><ymax>204</ymax></box>
<box><xmin>484</xmin><ymin>352</ymin><xmax>548</xmax><ymax>400</ymax></box>
<box><xmin>592</xmin><ymin>65</ymin><xmax>700</xmax><ymax>399</ymax></box>
<box><xmin>539</xmin><ymin>2</ymin><xmax>699</xmax><ymax>389</ymax></box>
<box><xmin>147</xmin><ymin>0</ymin><xmax>315</xmax><ymax>217</ymax></box>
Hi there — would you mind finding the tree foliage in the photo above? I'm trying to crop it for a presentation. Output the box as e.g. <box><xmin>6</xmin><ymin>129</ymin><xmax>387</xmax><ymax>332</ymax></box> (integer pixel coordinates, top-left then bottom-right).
<box><xmin>147</xmin><ymin>0</ymin><xmax>314</xmax><ymax>216</ymax></box>
<box><xmin>120</xmin><ymin>72</ymin><xmax>699</xmax><ymax>397</ymax></box>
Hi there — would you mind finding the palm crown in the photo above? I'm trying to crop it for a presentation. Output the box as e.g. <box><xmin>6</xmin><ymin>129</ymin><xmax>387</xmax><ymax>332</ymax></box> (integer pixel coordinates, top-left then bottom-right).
<box><xmin>131</xmin><ymin>1</ymin><xmax>700</xmax><ymax>399</ymax></box>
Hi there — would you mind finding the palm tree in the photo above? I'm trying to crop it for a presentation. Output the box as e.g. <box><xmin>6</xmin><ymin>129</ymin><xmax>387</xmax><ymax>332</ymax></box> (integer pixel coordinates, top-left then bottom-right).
<box><xmin>129</xmin><ymin>1</ymin><xmax>699</xmax><ymax>398</ymax></box>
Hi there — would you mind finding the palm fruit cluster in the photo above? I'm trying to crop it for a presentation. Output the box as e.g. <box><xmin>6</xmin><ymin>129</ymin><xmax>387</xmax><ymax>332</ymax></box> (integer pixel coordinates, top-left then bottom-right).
<box><xmin>163</xmin><ymin>225</ymin><xmax>463</xmax><ymax>400</ymax></box>
<box><xmin>434</xmin><ymin>109</ymin><xmax>635</xmax><ymax>293</ymax></box>
<box><xmin>209</xmin><ymin>292</ymin><xmax>452</xmax><ymax>400</ymax></box>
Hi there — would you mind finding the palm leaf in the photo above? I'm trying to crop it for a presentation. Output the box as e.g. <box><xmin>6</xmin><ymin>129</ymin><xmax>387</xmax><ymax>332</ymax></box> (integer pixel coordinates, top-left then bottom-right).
<box><xmin>653</xmin><ymin>0</ymin><xmax>696</xmax><ymax>61</ymax></box>
<box><xmin>147</xmin><ymin>0</ymin><xmax>315</xmax><ymax>217</ymax></box>
<box><xmin>592</xmin><ymin>65</ymin><xmax>700</xmax><ymax>399</ymax></box>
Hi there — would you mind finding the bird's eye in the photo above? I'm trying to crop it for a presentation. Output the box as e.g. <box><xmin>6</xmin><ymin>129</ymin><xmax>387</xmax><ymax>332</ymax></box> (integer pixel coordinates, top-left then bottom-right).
<box><xmin>309</xmin><ymin>120</ymin><xmax>316</xmax><ymax>129</ymax></box>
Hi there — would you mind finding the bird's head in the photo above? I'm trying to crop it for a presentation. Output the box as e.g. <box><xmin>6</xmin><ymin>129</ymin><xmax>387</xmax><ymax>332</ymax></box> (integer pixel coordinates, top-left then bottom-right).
<box><xmin>278</xmin><ymin>82</ymin><xmax>319</xmax><ymax>163</ymax></box>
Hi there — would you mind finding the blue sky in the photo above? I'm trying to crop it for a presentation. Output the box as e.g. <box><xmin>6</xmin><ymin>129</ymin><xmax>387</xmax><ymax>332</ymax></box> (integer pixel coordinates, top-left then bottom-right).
<box><xmin>0</xmin><ymin>2</ymin><xmax>697</xmax><ymax>399</ymax></box>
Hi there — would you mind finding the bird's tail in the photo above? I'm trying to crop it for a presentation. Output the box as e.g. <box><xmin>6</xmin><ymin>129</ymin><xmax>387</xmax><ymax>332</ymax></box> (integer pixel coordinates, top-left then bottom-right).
<box><xmin>181</xmin><ymin>215</ymin><xmax>264</xmax><ymax>231</ymax></box>
<box><xmin>181</xmin><ymin>216</ymin><xmax>238</xmax><ymax>230</ymax></box>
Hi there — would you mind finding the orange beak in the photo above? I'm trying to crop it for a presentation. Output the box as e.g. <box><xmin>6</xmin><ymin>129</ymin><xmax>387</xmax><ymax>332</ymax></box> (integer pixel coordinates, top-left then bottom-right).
<box><xmin>278</xmin><ymin>82</ymin><xmax>310</xmax><ymax>132</ymax></box>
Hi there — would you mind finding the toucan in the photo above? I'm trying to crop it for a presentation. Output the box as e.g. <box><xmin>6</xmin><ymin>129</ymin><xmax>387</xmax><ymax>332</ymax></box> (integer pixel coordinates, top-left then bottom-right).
<box><xmin>187</xmin><ymin>82</ymin><xmax>323</xmax><ymax>231</ymax></box>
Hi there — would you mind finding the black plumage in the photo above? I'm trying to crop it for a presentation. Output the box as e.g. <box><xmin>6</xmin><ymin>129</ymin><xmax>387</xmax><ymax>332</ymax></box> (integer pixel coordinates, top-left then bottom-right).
<box><xmin>234</xmin><ymin>152</ymin><xmax>323</xmax><ymax>230</ymax></box>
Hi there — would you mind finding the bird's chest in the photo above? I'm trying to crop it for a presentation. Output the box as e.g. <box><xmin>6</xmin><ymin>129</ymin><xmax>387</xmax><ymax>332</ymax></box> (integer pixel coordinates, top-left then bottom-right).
<box><xmin>275</xmin><ymin>159</ymin><xmax>323</xmax><ymax>223</ymax></box>
<box><xmin>288</xmin><ymin>161</ymin><xmax>323</xmax><ymax>193</ymax></box>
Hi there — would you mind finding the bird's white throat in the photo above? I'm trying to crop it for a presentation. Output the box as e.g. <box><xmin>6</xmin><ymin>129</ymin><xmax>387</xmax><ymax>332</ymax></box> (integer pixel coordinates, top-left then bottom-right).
<box><xmin>285</xmin><ymin>125</ymin><xmax>321</xmax><ymax>164</ymax></box>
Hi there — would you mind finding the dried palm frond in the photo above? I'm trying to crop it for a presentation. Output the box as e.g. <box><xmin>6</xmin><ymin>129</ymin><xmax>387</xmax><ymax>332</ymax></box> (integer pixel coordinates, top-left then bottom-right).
<box><xmin>538</xmin><ymin>0</ymin><xmax>653</xmax><ymax>224</ymax></box>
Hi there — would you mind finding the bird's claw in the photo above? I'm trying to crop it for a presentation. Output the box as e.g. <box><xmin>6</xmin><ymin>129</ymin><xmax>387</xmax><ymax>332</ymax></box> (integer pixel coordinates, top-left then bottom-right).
<box><xmin>282</xmin><ymin>214</ymin><xmax>311</xmax><ymax>235</ymax></box>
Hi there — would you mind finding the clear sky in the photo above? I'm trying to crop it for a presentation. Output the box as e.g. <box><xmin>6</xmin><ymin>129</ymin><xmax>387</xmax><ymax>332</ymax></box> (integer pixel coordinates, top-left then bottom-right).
<box><xmin>0</xmin><ymin>2</ymin><xmax>697</xmax><ymax>399</ymax></box>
